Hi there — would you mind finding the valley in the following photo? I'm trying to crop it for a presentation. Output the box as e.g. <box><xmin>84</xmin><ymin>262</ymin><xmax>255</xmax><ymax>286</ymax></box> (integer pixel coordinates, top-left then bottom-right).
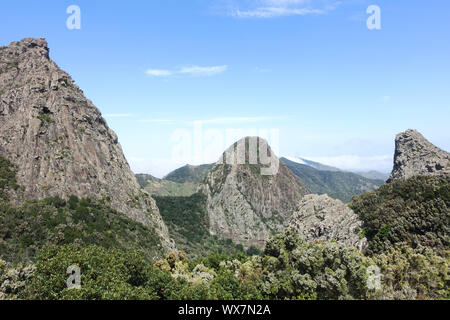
<box><xmin>0</xmin><ymin>38</ymin><xmax>448</xmax><ymax>301</ymax></box>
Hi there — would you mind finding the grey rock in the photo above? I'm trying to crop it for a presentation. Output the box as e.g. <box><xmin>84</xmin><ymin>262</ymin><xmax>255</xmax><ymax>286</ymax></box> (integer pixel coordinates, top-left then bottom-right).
<box><xmin>288</xmin><ymin>194</ymin><xmax>367</xmax><ymax>251</ymax></box>
<box><xmin>387</xmin><ymin>129</ymin><xmax>450</xmax><ymax>182</ymax></box>
<box><xmin>0</xmin><ymin>38</ymin><xmax>175</xmax><ymax>252</ymax></box>
<box><xmin>200</xmin><ymin>137</ymin><xmax>308</xmax><ymax>248</ymax></box>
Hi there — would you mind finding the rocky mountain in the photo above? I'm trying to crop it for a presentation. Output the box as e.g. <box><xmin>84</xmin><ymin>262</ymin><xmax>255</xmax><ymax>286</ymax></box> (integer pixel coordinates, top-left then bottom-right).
<box><xmin>201</xmin><ymin>137</ymin><xmax>308</xmax><ymax>248</ymax></box>
<box><xmin>288</xmin><ymin>194</ymin><xmax>367</xmax><ymax>251</ymax></box>
<box><xmin>281</xmin><ymin>157</ymin><xmax>384</xmax><ymax>202</ymax></box>
<box><xmin>387</xmin><ymin>129</ymin><xmax>450</xmax><ymax>182</ymax></box>
<box><xmin>0</xmin><ymin>38</ymin><xmax>174</xmax><ymax>252</ymax></box>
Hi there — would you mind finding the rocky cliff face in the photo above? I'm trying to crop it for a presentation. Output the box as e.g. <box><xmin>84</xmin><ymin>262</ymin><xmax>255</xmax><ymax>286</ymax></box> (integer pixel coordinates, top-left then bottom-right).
<box><xmin>387</xmin><ymin>129</ymin><xmax>450</xmax><ymax>182</ymax></box>
<box><xmin>201</xmin><ymin>137</ymin><xmax>308</xmax><ymax>248</ymax></box>
<box><xmin>288</xmin><ymin>194</ymin><xmax>367</xmax><ymax>251</ymax></box>
<box><xmin>0</xmin><ymin>38</ymin><xmax>174</xmax><ymax>252</ymax></box>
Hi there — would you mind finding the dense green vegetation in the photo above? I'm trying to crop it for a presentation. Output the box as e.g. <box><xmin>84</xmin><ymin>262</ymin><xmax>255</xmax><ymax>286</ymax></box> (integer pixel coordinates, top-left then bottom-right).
<box><xmin>6</xmin><ymin>228</ymin><xmax>445</xmax><ymax>300</ymax></box>
<box><xmin>371</xmin><ymin>244</ymin><xmax>448</xmax><ymax>299</ymax></box>
<box><xmin>281</xmin><ymin>157</ymin><xmax>384</xmax><ymax>202</ymax></box>
<box><xmin>155</xmin><ymin>193</ymin><xmax>256</xmax><ymax>258</ymax></box>
<box><xmin>352</xmin><ymin>175</ymin><xmax>450</xmax><ymax>255</ymax></box>
<box><xmin>0</xmin><ymin>196</ymin><xmax>165</xmax><ymax>263</ymax></box>
<box><xmin>1</xmin><ymin>156</ymin><xmax>448</xmax><ymax>300</ymax></box>
<box><xmin>0</xmin><ymin>156</ymin><xmax>19</xmax><ymax>201</ymax></box>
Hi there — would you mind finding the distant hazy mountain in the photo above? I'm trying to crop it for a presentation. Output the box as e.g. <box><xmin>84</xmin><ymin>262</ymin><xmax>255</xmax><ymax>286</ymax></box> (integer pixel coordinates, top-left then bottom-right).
<box><xmin>136</xmin><ymin>164</ymin><xmax>214</xmax><ymax>197</ymax></box>
<box><xmin>355</xmin><ymin>171</ymin><xmax>389</xmax><ymax>181</ymax></box>
<box><xmin>283</xmin><ymin>156</ymin><xmax>389</xmax><ymax>181</ymax></box>
<box><xmin>284</xmin><ymin>156</ymin><xmax>341</xmax><ymax>172</ymax></box>
<box><xmin>164</xmin><ymin>164</ymin><xmax>214</xmax><ymax>183</ymax></box>
<box><xmin>280</xmin><ymin>157</ymin><xmax>384</xmax><ymax>202</ymax></box>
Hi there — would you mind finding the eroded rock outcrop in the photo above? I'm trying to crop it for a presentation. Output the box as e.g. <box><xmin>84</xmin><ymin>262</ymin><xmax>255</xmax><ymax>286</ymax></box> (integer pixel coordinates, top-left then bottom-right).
<box><xmin>288</xmin><ymin>194</ymin><xmax>367</xmax><ymax>251</ymax></box>
<box><xmin>387</xmin><ymin>129</ymin><xmax>450</xmax><ymax>182</ymax></box>
<box><xmin>0</xmin><ymin>38</ymin><xmax>174</xmax><ymax>252</ymax></box>
<box><xmin>201</xmin><ymin>137</ymin><xmax>308</xmax><ymax>248</ymax></box>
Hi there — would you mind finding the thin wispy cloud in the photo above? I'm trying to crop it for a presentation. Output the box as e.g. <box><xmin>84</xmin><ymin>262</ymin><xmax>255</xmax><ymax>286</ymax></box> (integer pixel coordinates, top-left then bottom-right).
<box><xmin>145</xmin><ymin>69</ymin><xmax>173</xmax><ymax>76</ymax></box>
<box><xmin>138</xmin><ymin>119</ymin><xmax>178</xmax><ymax>123</ymax></box>
<box><xmin>137</xmin><ymin>116</ymin><xmax>285</xmax><ymax>125</ymax></box>
<box><xmin>191</xmin><ymin>116</ymin><xmax>286</xmax><ymax>125</ymax></box>
<box><xmin>234</xmin><ymin>7</ymin><xmax>324</xmax><ymax>18</ymax></box>
<box><xmin>104</xmin><ymin>113</ymin><xmax>134</xmax><ymax>118</ymax></box>
<box><xmin>254</xmin><ymin>67</ymin><xmax>272</xmax><ymax>73</ymax></box>
<box><xmin>381</xmin><ymin>95</ymin><xmax>391</xmax><ymax>103</ymax></box>
<box><xmin>179</xmin><ymin>65</ymin><xmax>228</xmax><ymax>77</ymax></box>
<box><xmin>225</xmin><ymin>0</ymin><xmax>340</xmax><ymax>19</ymax></box>
<box><xmin>145</xmin><ymin>65</ymin><xmax>228</xmax><ymax>77</ymax></box>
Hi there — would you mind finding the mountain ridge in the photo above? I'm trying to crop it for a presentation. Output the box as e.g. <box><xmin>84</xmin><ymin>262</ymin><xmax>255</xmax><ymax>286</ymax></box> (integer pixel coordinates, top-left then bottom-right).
<box><xmin>0</xmin><ymin>38</ymin><xmax>174</xmax><ymax>252</ymax></box>
<box><xmin>280</xmin><ymin>157</ymin><xmax>384</xmax><ymax>202</ymax></box>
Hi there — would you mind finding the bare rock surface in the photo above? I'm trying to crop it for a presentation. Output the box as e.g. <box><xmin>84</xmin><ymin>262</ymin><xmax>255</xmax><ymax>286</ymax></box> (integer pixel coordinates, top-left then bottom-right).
<box><xmin>0</xmin><ymin>38</ymin><xmax>174</xmax><ymax>252</ymax></box>
<box><xmin>388</xmin><ymin>129</ymin><xmax>450</xmax><ymax>182</ymax></box>
<box><xmin>201</xmin><ymin>137</ymin><xmax>308</xmax><ymax>248</ymax></box>
<box><xmin>288</xmin><ymin>194</ymin><xmax>367</xmax><ymax>251</ymax></box>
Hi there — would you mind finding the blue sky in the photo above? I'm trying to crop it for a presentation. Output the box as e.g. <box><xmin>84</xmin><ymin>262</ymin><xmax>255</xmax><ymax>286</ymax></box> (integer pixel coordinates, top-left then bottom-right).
<box><xmin>1</xmin><ymin>0</ymin><xmax>449</xmax><ymax>177</ymax></box>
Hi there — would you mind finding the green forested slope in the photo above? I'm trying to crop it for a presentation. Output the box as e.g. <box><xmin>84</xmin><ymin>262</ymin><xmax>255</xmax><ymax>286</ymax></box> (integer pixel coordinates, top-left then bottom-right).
<box><xmin>281</xmin><ymin>157</ymin><xmax>384</xmax><ymax>202</ymax></box>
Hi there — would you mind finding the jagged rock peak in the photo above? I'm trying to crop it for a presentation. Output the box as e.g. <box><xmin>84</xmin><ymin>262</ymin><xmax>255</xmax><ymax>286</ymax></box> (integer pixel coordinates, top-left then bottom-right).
<box><xmin>288</xmin><ymin>194</ymin><xmax>367</xmax><ymax>252</ymax></box>
<box><xmin>5</xmin><ymin>38</ymin><xmax>49</xmax><ymax>59</ymax></box>
<box><xmin>201</xmin><ymin>136</ymin><xmax>308</xmax><ymax>248</ymax></box>
<box><xmin>0</xmin><ymin>38</ymin><xmax>175</xmax><ymax>253</ymax></box>
<box><xmin>387</xmin><ymin>129</ymin><xmax>450</xmax><ymax>182</ymax></box>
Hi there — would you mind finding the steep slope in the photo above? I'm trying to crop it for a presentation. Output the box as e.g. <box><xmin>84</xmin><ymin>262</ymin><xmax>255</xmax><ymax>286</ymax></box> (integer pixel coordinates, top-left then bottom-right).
<box><xmin>387</xmin><ymin>129</ymin><xmax>450</xmax><ymax>182</ymax></box>
<box><xmin>0</xmin><ymin>38</ymin><xmax>174</xmax><ymax>252</ymax></box>
<box><xmin>201</xmin><ymin>137</ymin><xmax>308</xmax><ymax>248</ymax></box>
<box><xmin>281</xmin><ymin>157</ymin><xmax>384</xmax><ymax>202</ymax></box>
<box><xmin>288</xmin><ymin>194</ymin><xmax>367</xmax><ymax>251</ymax></box>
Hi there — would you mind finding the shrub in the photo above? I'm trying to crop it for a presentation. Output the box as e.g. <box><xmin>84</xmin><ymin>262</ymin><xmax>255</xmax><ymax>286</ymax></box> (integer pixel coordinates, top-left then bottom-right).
<box><xmin>351</xmin><ymin>175</ymin><xmax>449</xmax><ymax>255</ymax></box>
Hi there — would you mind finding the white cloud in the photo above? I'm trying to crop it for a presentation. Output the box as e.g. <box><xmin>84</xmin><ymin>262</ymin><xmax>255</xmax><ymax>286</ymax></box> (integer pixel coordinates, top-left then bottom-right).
<box><xmin>146</xmin><ymin>65</ymin><xmax>228</xmax><ymax>77</ymax></box>
<box><xmin>138</xmin><ymin>119</ymin><xmax>178</xmax><ymax>123</ymax></box>
<box><xmin>191</xmin><ymin>116</ymin><xmax>286</xmax><ymax>125</ymax></box>
<box><xmin>302</xmin><ymin>154</ymin><xmax>393</xmax><ymax>173</ymax></box>
<box><xmin>179</xmin><ymin>65</ymin><xmax>228</xmax><ymax>77</ymax></box>
<box><xmin>234</xmin><ymin>7</ymin><xmax>324</xmax><ymax>18</ymax></box>
<box><xmin>254</xmin><ymin>67</ymin><xmax>272</xmax><ymax>72</ymax></box>
<box><xmin>145</xmin><ymin>69</ymin><xmax>173</xmax><ymax>77</ymax></box>
<box><xmin>137</xmin><ymin>116</ymin><xmax>285</xmax><ymax>125</ymax></box>
<box><xmin>227</xmin><ymin>0</ymin><xmax>339</xmax><ymax>19</ymax></box>
<box><xmin>381</xmin><ymin>95</ymin><xmax>391</xmax><ymax>102</ymax></box>
<box><xmin>103</xmin><ymin>113</ymin><xmax>134</xmax><ymax>118</ymax></box>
